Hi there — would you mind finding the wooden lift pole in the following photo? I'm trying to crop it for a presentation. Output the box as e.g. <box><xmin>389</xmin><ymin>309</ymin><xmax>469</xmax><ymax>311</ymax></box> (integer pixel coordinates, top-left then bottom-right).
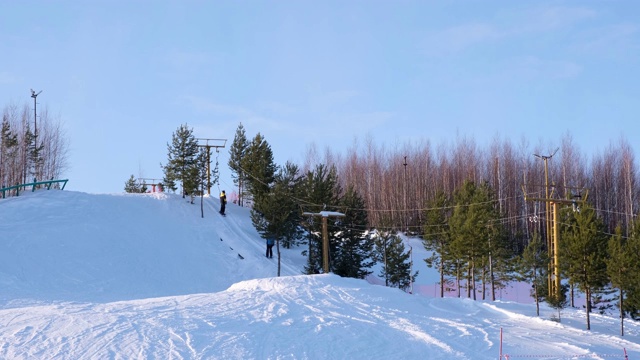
<box><xmin>534</xmin><ymin>149</ymin><xmax>558</xmax><ymax>296</ymax></box>
<box><xmin>196</xmin><ymin>138</ymin><xmax>227</xmax><ymax>195</ymax></box>
<box><xmin>303</xmin><ymin>210</ymin><xmax>345</xmax><ymax>273</ymax></box>
<box><xmin>553</xmin><ymin>202</ymin><xmax>560</xmax><ymax>295</ymax></box>
<box><xmin>523</xmin><ymin>188</ymin><xmax>587</xmax><ymax>299</ymax></box>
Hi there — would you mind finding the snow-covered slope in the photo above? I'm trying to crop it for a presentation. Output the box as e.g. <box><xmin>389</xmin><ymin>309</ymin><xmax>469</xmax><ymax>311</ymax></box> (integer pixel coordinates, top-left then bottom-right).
<box><xmin>0</xmin><ymin>190</ymin><xmax>639</xmax><ymax>359</ymax></box>
<box><xmin>0</xmin><ymin>190</ymin><xmax>299</xmax><ymax>304</ymax></box>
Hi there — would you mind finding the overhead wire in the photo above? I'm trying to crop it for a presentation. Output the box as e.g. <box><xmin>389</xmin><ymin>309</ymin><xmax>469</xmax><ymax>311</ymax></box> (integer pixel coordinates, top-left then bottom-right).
<box><xmin>223</xmin><ymin>155</ymin><xmax>638</xmax><ymax>241</ymax></box>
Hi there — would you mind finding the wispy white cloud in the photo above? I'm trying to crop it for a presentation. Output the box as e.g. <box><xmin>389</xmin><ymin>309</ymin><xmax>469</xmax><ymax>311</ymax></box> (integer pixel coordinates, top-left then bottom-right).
<box><xmin>179</xmin><ymin>93</ymin><xmax>394</xmax><ymax>158</ymax></box>
<box><xmin>0</xmin><ymin>72</ymin><xmax>18</xmax><ymax>84</ymax></box>
<box><xmin>574</xmin><ymin>23</ymin><xmax>639</xmax><ymax>59</ymax></box>
<box><xmin>165</xmin><ymin>51</ymin><xmax>215</xmax><ymax>69</ymax></box>
<box><xmin>182</xmin><ymin>95</ymin><xmax>254</xmax><ymax>118</ymax></box>
<box><xmin>517</xmin><ymin>6</ymin><xmax>597</xmax><ymax>33</ymax></box>
<box><xmin>180</xmin><ymin>95</ymin><xmax>294</xmax><ymax>138</ymax></box>
<box><xmin>300</xmin><ymin>111</ymin><xmax>394</xmax><ymax>141</ymax></box>
<box><xmin>306</xmin><ymin>89</ymin><xmax>361</xmax><ymax>113</ymax></box>
<box><xmin>421</xmin><ymin>5</ymin><xmax>598</xmax><ymax>56</ymax></box>
<box><xmin>161</xmin><ymin>50</ymin><xmax>221</xmax><ymax>81</ymax></box>
<box><xmin>422</xmin><ymin>23</ymin><xmax>504</xmax><ymax>56</ymax></box>
<box><xmin>336</xmin><ymin>111</ymin><xmax>393</xmax><ymax>130</ymax></box>
<box><xmin>505</xmin><ymin>56</ymin><xmax>583</xmax><ymax>80</ymax></box>
<box><xmin>256</xmin><ymin>101</ymin><xmax>297</xmax><ymax>116</ymax></box>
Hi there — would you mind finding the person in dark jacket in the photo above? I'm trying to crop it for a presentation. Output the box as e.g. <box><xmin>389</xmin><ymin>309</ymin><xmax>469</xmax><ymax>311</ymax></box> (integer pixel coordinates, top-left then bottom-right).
<box><xmin>266</xmin><ymin>238</ymin><xmax>275</xmax><ymax>258</ymax></box>
<box><xmin>219</xmin><ymin>190</ymin><xmax>227</xmax><ymax>215</ymax></box>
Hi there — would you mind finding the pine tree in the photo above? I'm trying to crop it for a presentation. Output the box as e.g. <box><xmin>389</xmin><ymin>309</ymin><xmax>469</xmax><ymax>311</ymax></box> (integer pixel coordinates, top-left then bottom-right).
<box><xmin>28</xmin><ymin>128</ymin><xmax>44</xmax><ymax>182</ymax></box>
<box><xmin>331</xmin><ymin>186</ymin><xmax>375</xmax><ymax>279</ymax></box>
<box><xmin>607</xmin><ymin>224</ymin><xmax>640</xmax><ymax>334</ymax></box>
<box><xmin>21</xmin><ymin>126</ymin><xmax>35</xmax><ymax>183</ymax></box>
<box><xmin>300</xmin><ymin>164</ymin><xmax>341</xmax><ymax>274</ymax></box>
<box><xmin>449</xmin><ymin>181</ymin><xmax>505</xmax><ymax>300</ymax></box>
<box><xmin>251</xmin><ymin>162</ymin><xmax>303</xmax><ymax>276</ymax></box>
<box><xmin>374</xmin><ymin>232</ymin><xmax>418</xmax><ymax>292</ymax></box>
<box><xmin>228</xmin><ymin>123</ymin><xmax>248</xmax><ymax>206</ymax></box>
<box><xmin>517</xmin><ymin>234</ymin><xmax>548</xmax><ymax>316</ymax></box>
<box><xmin>484</xmin><ymin>223</ymin><xmax>513</xmax><ymax>301</ymax></box>
<box><xmin>624</xmin><ymin>225</ymin><xmax>640</xmax><ymax>320</ymax></box>
<box><xmin>252</xmin><ymin>163</ymin><xmax>302</xmax><ymax>241</ymax></box>
<box><xmin>270</xmin><ymin>162</ymin><xmax>304</xmax><ymax>249</ymax></box>
<box><xmin>195</xmin><ymin>147</ymin><xmax>211</xmax><ymax>215</ymax></box>
<box><xmin>422</xmin><ymin>190</ymin><xmax>453</xmax><ymax>297</ymax></box>
<box><xmin>241</xmin><ymin>133</ymin><xmax>276</xmax><ymax>204</ymax></box>
<box><xmin>560</xmin><ymin>203</ymin><xmax>609</xmax><ymax>330</ymax></box>
<box><xmin>161</xmin><ymin>124</ymin><xmax>199</xmax><ymax>198</ymax></box>
<box><xmin>124</xmin><ymin>174</ymin><xmax>145</xmax><ymax>193</ymax></box>
<box><xmin>546</xmin><ymin>284</ymin><xmax>569</xmax><ymax>323</ymax></box>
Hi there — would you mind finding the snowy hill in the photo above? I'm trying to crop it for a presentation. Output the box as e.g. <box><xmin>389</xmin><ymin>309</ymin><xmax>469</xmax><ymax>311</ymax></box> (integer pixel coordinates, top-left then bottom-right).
<box><xmin>0</xmin><ymin>190</ymin><xmax>639</xmax><ymax>359</ymax></box>
<box><xmin>0</xmin><ymin>190</ymin><xmax>298</xmax><ymax>304</ymax></box>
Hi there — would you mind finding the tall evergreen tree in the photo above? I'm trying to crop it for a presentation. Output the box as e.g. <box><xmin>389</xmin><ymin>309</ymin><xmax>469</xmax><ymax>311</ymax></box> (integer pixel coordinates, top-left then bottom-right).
<box><xmin>252</xmin><ymin>163</ymin><xmax>302</xmax><ymax>239</ymax></box>
<box><xmin>28</xmin><ymin>127</ymin><xmax>44</xmax><ymax>181</ymax></box>
<box><xmin>195</xmin><ymin>147</ymin><xmax>211</xmax><ymax>214</ymax></box>
<box><xmin>21</xmin><ymin>126</ymin><xmax>34</xmax><ymax>183</ymax></box>
<box><xmin>517</xmin><ymin>234</ymin><xmax>548</xmax><ymax>316</ymax></box>
<box><xmin>374</xmin><ymin>232</ymin><xmax>418</xmax><ymax>292</ymax></box>
<box><xmin>422</xmin><ymin>190</ymin><xmax>454</xmax><ymax>297</ymax></box>
<box><xmin>624</xmin><ymin>229</ymin><xmax>640</xmax><ymax>320</ymax></box>
<box><xmin>228</xmin><ymin>123</ymin><xmax>248</xmax><ymax>206</ymax></box>
<box><xmin>300</xmin><ymin>164</ymin><xmax>341</xmax><ymax>274</ymax></box>
<box><xmin>270</xmin><ymin>162</ymin><xmax>304</xmax><ymax>249</ymax></box>
<box><xmin>449</xmin><ymin>181</ymin><xmax>504</xmax><ymax>300</ymax></box>
<box><xmin>124</xmin><ymin>174</ymin><xmax>147</xmax><ymax>193</ymax></box>
<box><xmin>607</xmin><ymin>224</ymin><xmax>640</xmax><ymax>334</ymax></box>
<box><xmin>331</xmin><ymin>186</ymin><xmax>375</xmax><ymax>279</ymax></box>
<box><xmin>161</xmin><ymin>124</ymin><xmax>199</xmax><ymax>198</ymax></box>
<box><xmin>560</xmin><ymin>203</ymin><xmax>609</xmax><ymax>330</ymax></box>
<box><xmin>484</xmin><ymin>221</ymin><xmax>513</xmax><ymax>301</ymax></box>
<box><xmin>251</xmin><ymin>162</ymin><xmax>304</xmax><ymax>276</ymax></box>
<box><xmin>242</xmin><ymin>132</ymin><xmax>276</xmax><ymax>204</ymax></box>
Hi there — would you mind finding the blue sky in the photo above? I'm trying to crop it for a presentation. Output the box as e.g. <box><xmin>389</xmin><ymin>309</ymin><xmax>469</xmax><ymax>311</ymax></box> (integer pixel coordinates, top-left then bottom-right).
<box><xmin>1</xmin><ymin>1</ymin><xmax>638</xmax><ymax>194</ymax></box>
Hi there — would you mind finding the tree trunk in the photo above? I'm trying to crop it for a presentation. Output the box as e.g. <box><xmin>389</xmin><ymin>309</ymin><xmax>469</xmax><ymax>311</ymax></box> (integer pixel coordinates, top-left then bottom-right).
<box><xmin>456</xmin><ymin>262</ymin><xmax>461</xmax><ymax>298</ymax></box>
<box><xmin>467</xmin><ymin>263</ymin><xmax>472</xmax><ymax>298</ymax></box>
<box><xmin>535</xmin><ymin>282</ymin><xmax>540</xmax><ymax>316</ymax></box>
<box><xmin>620</xmin><ymin>288</ymin><xmax>624</xmax><ymax>336</ymax></box>
<box><xmin>481</xmin><ymin>266</ymin><xmax>486</xmax><ymax>301</ymax></box>
<box><xmin>277</xmin><ymin>239</ymin><xmax>281</xmax><ymax>277</ymax></box>
<box><xmin>439</xmin><ymin>258</ymin><xmax>444</xmax><ymax>298</ymax></box>
<box><xmin>586</xmin><ymin>286</ymin><xmax>591</xmax><ymax>330</ymax></box>
<box><xmin>490</xmin><ymin>252</ymin><xmax>496</xmax><ymax>301</ymax></box>
<box><xmin>472</xmin><ymin>262</ymin><xmax>476</xmax><ymax>301</ymax></box>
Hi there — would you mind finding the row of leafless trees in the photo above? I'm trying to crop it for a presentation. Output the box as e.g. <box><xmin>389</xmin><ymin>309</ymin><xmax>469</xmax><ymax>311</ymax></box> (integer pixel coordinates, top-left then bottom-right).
<box><xmin>301</xmin><ymin>133</ymin><xmax>638</xmax><ymax>251</ymax></box>
<box><xmin>1</xmin><ymin>102</ymin><xmax>69</xmax><ymax>193</ymax></box>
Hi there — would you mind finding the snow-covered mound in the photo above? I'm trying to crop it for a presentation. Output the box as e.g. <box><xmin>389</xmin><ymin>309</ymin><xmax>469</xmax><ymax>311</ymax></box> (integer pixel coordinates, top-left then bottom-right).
<box><xmin>0</xmin><ymin>190</ymin><xmax>639</xmax><ymax>359</ymax></box>
<box><xmin>0</xmin><ymin>190</ymin><xmax>298</xmax><ymax>304</ymax></box>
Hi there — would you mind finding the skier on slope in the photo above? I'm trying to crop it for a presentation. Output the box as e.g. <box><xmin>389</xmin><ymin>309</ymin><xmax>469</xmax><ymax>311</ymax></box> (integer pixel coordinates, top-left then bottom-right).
<box><xmin>266</xmin><ymin>238</ymin><xmax>274</xmax><ymax>258</ymax></box>
<box><xmin>219</xmin><ymin>190</ymin><xmax>227</xmax><ymax>215</ymax></box>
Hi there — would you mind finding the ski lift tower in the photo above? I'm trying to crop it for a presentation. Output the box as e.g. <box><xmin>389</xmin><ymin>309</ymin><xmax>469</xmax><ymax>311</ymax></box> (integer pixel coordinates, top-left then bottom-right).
<box><xmin>303</xmin><ymin>209</ymin><xmax>345</xmax><ymax>273</ymax></box>
<box><xmin>30</xmin><ymin>89</ymin><xmax>42</xmax><ymax>180</ymax></box>
<box><xmin>523</xmin><ymin>184</ymin><xmax>588</xmax><ymax>300</ymax></box>
<box><xmin>197</xmin><ymin>138</ymin><xmax>227</xmax><ymax>195</ymax></box>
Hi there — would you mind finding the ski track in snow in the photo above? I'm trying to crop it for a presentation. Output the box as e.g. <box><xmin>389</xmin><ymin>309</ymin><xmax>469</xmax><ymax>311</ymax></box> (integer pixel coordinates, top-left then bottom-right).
<box><xmin>1</xmin><ymin>191</ymin><xmax>640</xmax><ymax>359</ymax></box>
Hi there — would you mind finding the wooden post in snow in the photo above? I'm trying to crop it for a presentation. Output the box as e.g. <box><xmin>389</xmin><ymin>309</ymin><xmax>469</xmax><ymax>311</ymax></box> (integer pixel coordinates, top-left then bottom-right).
<box><xmin>303</xmin><ymin>210</ymin><xmax>345</xmax><ymax>273</ymax></box>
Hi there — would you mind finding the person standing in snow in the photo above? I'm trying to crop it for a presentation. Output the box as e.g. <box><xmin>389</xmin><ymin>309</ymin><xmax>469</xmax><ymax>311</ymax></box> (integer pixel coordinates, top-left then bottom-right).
<box><xmin>266</xmin><ymin>238</ymin><xmax>274</xmax><ymax>258</ymax></box>
<box><xmin>219</xmin><ymin>190</ymin><xmax>227</xmax><ymax>215</ymax></box>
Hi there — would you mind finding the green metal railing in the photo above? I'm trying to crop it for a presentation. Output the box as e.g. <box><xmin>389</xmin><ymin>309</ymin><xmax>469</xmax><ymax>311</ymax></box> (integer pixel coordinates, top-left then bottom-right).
<box><xmin>1</xmin><ymin>178</ymin><xmax>69</xmax><ymax>199</ymax></box>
